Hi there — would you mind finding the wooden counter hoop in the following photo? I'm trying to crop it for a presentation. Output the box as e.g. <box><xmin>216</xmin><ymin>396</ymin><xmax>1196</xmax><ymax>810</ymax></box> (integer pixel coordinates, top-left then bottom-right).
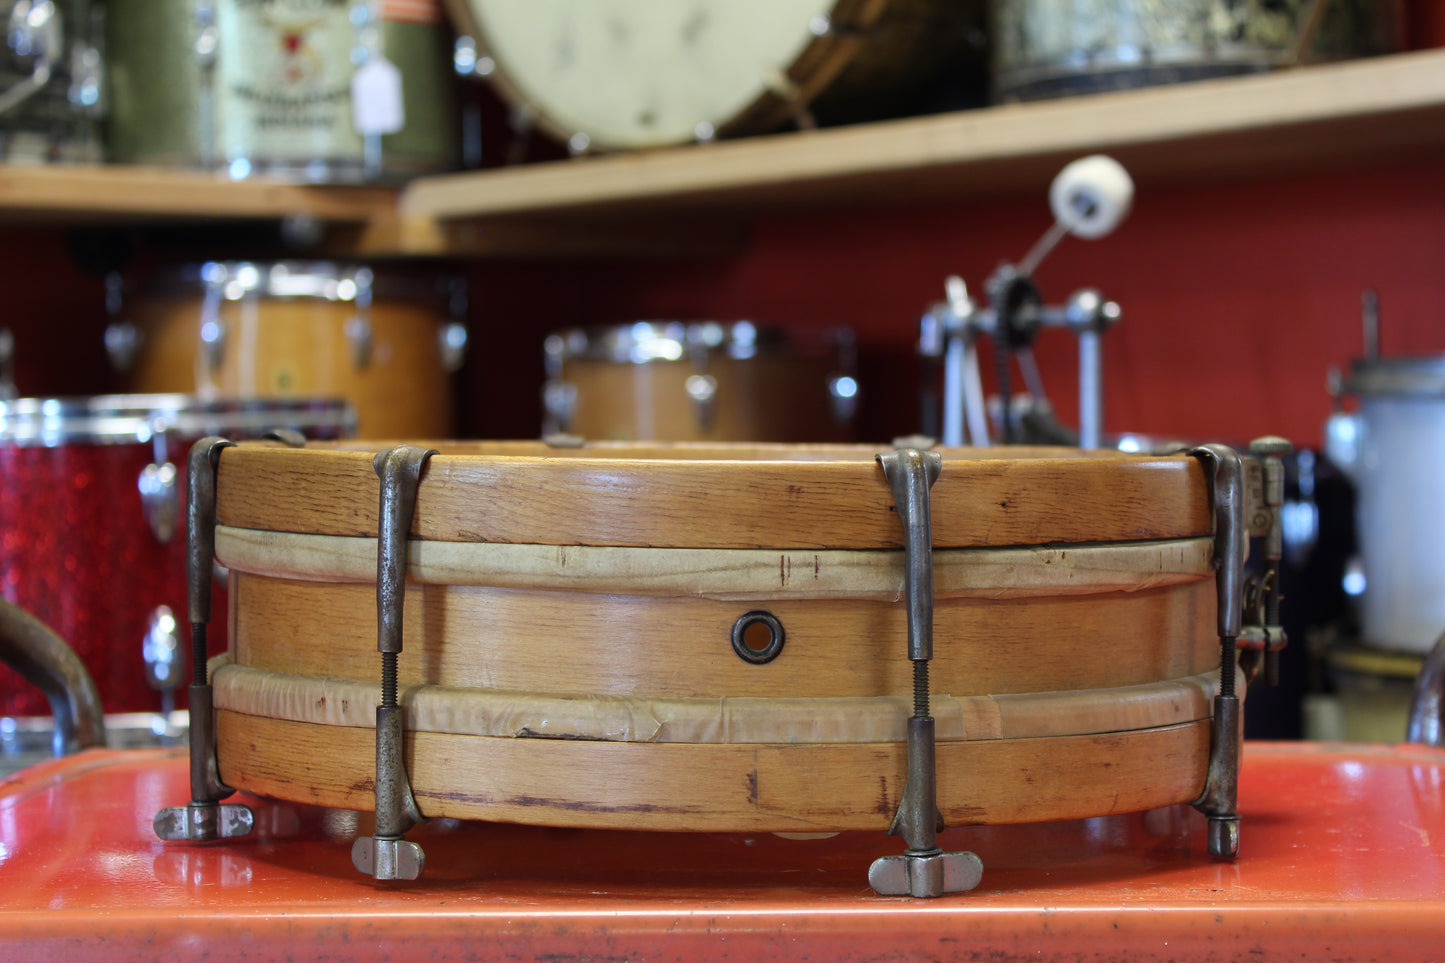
<box><xmin>211</xmin><ymin>440</ymin><xmax>1212</xmax><ymax>549</ymax></box>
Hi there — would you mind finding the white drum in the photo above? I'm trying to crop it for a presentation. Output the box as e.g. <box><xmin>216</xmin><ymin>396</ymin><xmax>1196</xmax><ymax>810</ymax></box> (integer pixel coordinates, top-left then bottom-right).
<box><xmin>444</xmin><ymin>0</ymin><xmax>977</xmax><ymax>150</ymax></box>
<box><xmin>1328</xmin><ymin>356</ymin><xmax>1445</xmax><ymax>654</ymax></box>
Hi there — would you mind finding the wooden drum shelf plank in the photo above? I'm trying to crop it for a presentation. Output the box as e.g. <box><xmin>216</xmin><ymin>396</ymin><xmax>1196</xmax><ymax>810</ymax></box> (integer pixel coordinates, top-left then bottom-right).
<box><xmin>216</xmin><ymin>711</ymin><xmax>1212</xmax><ymax>832</ymax></box>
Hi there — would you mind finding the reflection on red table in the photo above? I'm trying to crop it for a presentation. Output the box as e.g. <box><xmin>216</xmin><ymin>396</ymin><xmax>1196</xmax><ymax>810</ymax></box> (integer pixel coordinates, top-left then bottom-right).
<box><xmin>2</xmin><ymin>741</ymin><xmax>1444</xmax><ymax>961</ymax></box>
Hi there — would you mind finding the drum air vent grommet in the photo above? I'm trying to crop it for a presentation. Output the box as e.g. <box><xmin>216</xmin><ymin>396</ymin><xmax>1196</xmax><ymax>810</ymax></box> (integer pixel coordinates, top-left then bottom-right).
<box><xmin>731</xmin><ymin>611</ymin><xmax>785</xmax><ymax>665</ymax></box>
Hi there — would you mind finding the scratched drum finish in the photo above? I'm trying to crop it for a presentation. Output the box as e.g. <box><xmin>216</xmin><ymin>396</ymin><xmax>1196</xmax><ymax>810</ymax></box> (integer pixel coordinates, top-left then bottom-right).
<box><xmin>0</xmin><ymin>395</ymin><xmax>353</xmax><ymax>718</ymax></box>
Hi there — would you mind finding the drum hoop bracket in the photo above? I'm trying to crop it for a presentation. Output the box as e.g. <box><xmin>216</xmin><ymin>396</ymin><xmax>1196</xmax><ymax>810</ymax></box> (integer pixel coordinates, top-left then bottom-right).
<box><xmin>868</xmin><ymin>447</ymin><xmax>983</xmax><ymax>898</ymax></box>
<box><xmin>1186</xmin><ymin>443</ymin><xmax>1248</xmax><ymax>860</ymax></box>
<box><xmin>155</xmin><ymin>436</ymin><xmax>255</xmax><ymax>844</ymax></box>
<box><xmin>352</xmin><ymin>444</ymin><xmax>437</xmax><ymax>882</ymax></box>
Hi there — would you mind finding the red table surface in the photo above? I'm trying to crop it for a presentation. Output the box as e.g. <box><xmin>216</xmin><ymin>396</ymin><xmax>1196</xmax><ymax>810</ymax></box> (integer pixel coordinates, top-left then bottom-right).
<box><xmin>2</xmin><ymin>741</ymin><xmax>1444</xmax><ymax>962</ymax></box>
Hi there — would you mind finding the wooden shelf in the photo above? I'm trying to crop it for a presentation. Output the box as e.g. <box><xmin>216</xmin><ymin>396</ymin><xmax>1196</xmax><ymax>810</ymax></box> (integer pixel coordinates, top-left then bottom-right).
<box><xmin>0</xmin><ymin>164</ymin><xmax>396</xmax><ymax>224</ymax></box>
<box><xmin>403</xmin><ymin>47</ymin><xmax>1445</xmax><ymax>229</ymax></box>
<box><xmin>0</xmin><ymin>48</ymin><xmax>1443</xmax><ymax>258</ymax></box>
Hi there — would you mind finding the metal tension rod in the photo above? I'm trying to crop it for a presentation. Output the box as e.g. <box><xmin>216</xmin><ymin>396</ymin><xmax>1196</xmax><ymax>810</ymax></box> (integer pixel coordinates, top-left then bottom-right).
<box><xmin>352</xmin><ymin>444</ymin><xmax>436</xmax><ymax>881</ymax></box>
<box><xmin>868</xmin><ymin>448</ymin><xmax>983</xmax><ymax>897</ymax></box>
<box><xmin>1188</xmin><ymin>444</ymin><xmax>1248</xmax><ymax>859</ymax></box>
<box><xmin>155</xmin><ymin>436</ymin><xmax>254</xmax><ymax>843</ymax></box>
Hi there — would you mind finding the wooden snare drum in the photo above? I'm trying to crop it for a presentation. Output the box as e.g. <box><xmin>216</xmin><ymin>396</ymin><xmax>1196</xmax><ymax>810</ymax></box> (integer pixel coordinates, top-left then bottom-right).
<box><xmin>116</xmin><ymin>262</ymin><xmax>467</xmax><ymax>439</ymax></box>
<box><xmin>203</xmin><ymin>440</ymin><xmax>1232</xmax><ymax>834</ymax></box>
<box><xmin>543</xmin><ymin>322</ymin><xmax>857</xmax><ymax>442</ymax></box>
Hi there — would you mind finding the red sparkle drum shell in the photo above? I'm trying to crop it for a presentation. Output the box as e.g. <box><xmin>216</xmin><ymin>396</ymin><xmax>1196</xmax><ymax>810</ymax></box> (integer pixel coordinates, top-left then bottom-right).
<box><xmin>207</xmin><ymin>440</ymin><xmax>1231</xmax><ymax>834</ymax></box>
<box><xmin>0</xmin><ymin>396</ymin><xmax>353</xmax><ymax>717</ymax></box>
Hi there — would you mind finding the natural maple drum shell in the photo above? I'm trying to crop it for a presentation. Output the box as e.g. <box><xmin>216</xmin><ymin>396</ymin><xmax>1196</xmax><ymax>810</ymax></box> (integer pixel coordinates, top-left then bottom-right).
<box><xmin>209</xmin><ymin>441</ymin><xmax>1212</xmax><ymax>549</ymax></box>
<box><xmin>207</xmin><ymin>440</ymin><xmax>1223</xmax><ymax>832</ymax></box>
<box><xmin>225</xmin><ymin>574</ymin><xmax>1220</xmax><ymax>699</ymax></box>
<box><xmin>123</xmin><ymin>291</ymin><xmax>454</xmax><ymax>439</ymax></box>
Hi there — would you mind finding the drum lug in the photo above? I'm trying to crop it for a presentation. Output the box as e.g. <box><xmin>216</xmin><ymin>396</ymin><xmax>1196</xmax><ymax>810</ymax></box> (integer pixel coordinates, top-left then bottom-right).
<box><xmin>346</xmin><ymin>315</ymin><xmax>372</xmax><ymax>369</ymax></box>
<box><xmin>104</xmin><ymin>271</ymin><xmax>142</xmax><ymax>372</ymax></box>
<box><xmin>138</xmin><ymin>460</ymin><xmax>179</xmax><ymax>542</ymax></box>
<box><xmin>685</xmin><ymin>373</ymin><xmax>717</xmax><ymax>431</ymax></box>
<box><xmin>353</xmin><ymin>444</ymin><xmax>437</xmax><ymax>881</ymax></box>
<box><xmin>104</xmin><ymin>321</ymin><xmax>141</xmax><ymax>372</ymax></box>
<box><xmin>438</xmin><ymin>321</ymin><xmax>468</xmax><ymax>374</ymax></box>
<box><xmin>1187</xmin><ymin>443</ymin><xmax>1248</xmax><ymax>859</ymax></box>
<box><xmin>200</xmin><ymin>314</ymin><xmax>227</xmax><ymax>375</ymax></box>
<box><xmin>869</xmin><ymin>448</ymin><xmax>982</xmax><ymax>897</ymax></box>
<box><xmin>542</xmin><ymin>379</ymin><xmax>577</xmax><ymax>434</ymax></box>
<box><xmin>155</xmin><ymin>437</ymin><xmax>255</xmax><ymax>843</ymax></box>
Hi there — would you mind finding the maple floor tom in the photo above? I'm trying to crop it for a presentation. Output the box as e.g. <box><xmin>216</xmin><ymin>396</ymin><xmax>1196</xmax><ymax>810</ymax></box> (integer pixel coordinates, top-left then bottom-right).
<box><xmin>106</xmin><ymin>0</ymin><xmax>455</xmax><ymax>181</ymax></box>
<box><xmin>992</xmin><ymin>0</ymin><xmax>1402</xmax><ymax>102</ymax></box>
<box><xmin>0</xmin><ymin>395</ymin><xmax>353</xmax><ymax>719</ymax></box>
<box><xmin>206</xmin><ymin>440</ymin><xmax>1233</xmax><ymax>834</ymax></box>
<box><xmin>114</xmin><ymin>262</ymin><xmax>467</xmax><ymax>439</ymax></box>
<box><xmin>543</xmin><ymin>323</ymin><xmax>858</xmax><ymax>442</ymax></box>
<box><xmin>0</xmin><ymin>0</ymin><xmax>103</xmax><ymax>162</ymax></box>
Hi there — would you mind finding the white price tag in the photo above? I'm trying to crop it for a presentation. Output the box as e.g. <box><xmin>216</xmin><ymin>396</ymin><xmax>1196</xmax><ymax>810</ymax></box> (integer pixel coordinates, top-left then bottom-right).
<box><xmin>351</xmin><ymin>56</ymin><xmax>405</xmax><ymax>135</ymax></box>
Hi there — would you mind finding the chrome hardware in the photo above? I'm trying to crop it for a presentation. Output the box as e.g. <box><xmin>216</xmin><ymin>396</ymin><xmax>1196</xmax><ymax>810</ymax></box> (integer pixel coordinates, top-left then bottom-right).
<box><xmin>0</xmin><ymin>1</ymin><xmax>59</xmax><ymax>116</ymax></box>
<box><xmin>199</xmin><ymin>267</ymin><xmax>226</xmax><ymax>374</ymax></box>
<box><xmin>1240</xmin><ymin>437</ymin><xmax>1292</xmax><ymax>687</ymax></box>
<box><xmin>193</xmin><ymin>1</ymin><xmax>217</xmax><ymax>168</ymax></box>
<box><xmin>104</xmin><ymin>272</ymin><xmax>141</xmax><ymax>371</ymax></box>
<box><xmin>142</xmin><ymin>605</ymin><xmax>183</xmax><ymax>721</ymax></box>
<box><xmin>439</xmin><ymin>321</ymin><xmax>468</xmax><ymax>373</ymax></box>
<box><xmin>1188</xmin><ymin>443</ymin><xmax>1248</xmax><ymax>860</ymax></box>
<box><xmin>542</xmin><ymin>380</ymin><xmax>578</xmax><ymax>434</ymax></box>
<box><xmin>868</xmin><ymin>448</ymin><xmax>983</xmax><ymax>898</ymax></box>
<box><xmin>345</xmin><ymin>315</ymin><xmax>372</xmax><ymax>369</ymax></box>
<box><xmin>352</xmin><ymin>444</ymin><xmax>436</xmax><ymax>881</ymax></box>
<box><xmin>67</xmin><ymin>35</ymin><xmax>102</xmax><ymax>115</ymax></box>
<box><xmin>104</xmin><ymin>324</ymin><xmax>141</xmax><ymax>374</ymax></box>
<box><xmin>1408</xmin><ymin>629</ymin><xmax>1445</xmax><ymax>746</ymax></box>
<box><xmin>138</xmin><ymin>461</ymin><xmax>178</xmax><ymax>542</ymax></box>
<box><xmin>155</xmin><ymin>437</ymin><xmax>254</xmax><ymax>843</ymax></box>
<box><xmin>453</xmin><ymin>34</ymin><xmax>494</xmax><ymax>77</ymax></box>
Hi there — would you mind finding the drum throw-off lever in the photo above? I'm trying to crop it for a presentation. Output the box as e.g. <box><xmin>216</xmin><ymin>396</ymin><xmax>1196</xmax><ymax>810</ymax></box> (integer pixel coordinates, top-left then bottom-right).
<box><xmin>352</xmin><ymin>444</ymin><xmax>436</xmax><ymax>882</ymax></box>
<box><xmin>155</xmin><ymin>436</ymin><xmax>255</xmax><ymax>844</ymax></box>
<box><xmin>1240</xmin><ymin>436</ymin><xmax>1292</xmax><ymax>687</ymax></box>
<box><xmin>868</xmin><ymin>448</ymin><xmax>983</xmax><ymax>898</ymax></box>
<box><xmin>1187</xmin><ymin>444</ymin><xmax>1248</xmax><ymax>859</ymax></box>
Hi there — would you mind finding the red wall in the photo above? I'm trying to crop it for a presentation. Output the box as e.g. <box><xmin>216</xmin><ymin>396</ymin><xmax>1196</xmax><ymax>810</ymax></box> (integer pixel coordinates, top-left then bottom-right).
<box><xmin>2</xmin><ymin>159</ymin><xmax>1442</xmax><ymax>456</ymax></box>
<box><xmin>462</xmin><ymin>157</ymin><xmax>1445</xmax><ymax>450</ymax></box>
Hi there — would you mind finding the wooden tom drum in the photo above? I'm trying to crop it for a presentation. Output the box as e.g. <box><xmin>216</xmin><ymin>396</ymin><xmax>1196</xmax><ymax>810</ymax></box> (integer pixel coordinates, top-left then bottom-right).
<box><xmin>115</xmin><ymin>262</ymin><xmax>467</xmax><ymax>439</ymax></box>
<box><xmin>204</xmin><ymin>440</ymin><xmax>1233</xmax><ymax>834</ymax></box>
<box><xmin>543</xmin><ymin>323</ymin><xmax>857</xmax><ymax>442</ymax></box>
